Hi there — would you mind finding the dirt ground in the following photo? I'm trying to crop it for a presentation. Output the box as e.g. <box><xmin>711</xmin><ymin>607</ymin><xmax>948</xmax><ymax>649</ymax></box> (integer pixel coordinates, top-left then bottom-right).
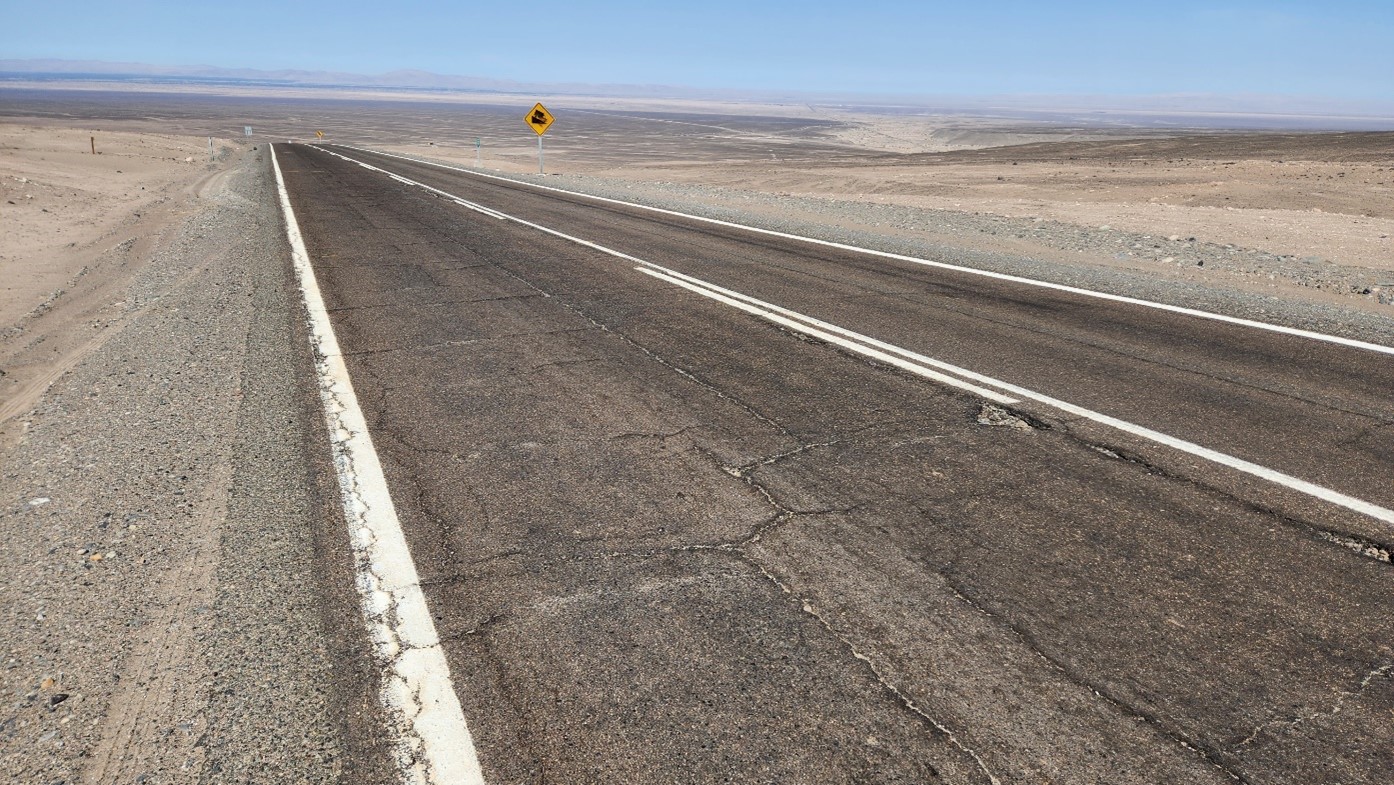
<box><xmin>0</xmin><ymin>124</ymin><xmax>236</xmax><ymax>442</ymax></box>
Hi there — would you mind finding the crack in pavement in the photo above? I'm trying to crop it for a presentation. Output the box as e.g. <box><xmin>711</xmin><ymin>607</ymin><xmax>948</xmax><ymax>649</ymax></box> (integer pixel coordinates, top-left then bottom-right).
<box><xmin>326</xmin><ymin>291</ymin><xmax>550</xmax><ymax>313</ymax></box>
<box><xmin>934</xmin><ymin>568</ymin><xmax>1250</xmax><ymax>784</ymax></box>
<box><xmin>1056</xmin><ymin>423</ymin><xmax>1394</xmax><ymax>564</ymax></box>
<box><xmin>735</xmin><ymin>550</ymin><xmax>1003</xmax><ymax>785</ymax></box>
<box><xmin>1316</xmin><ymin>530</ymin><xmax>1392</xmax><ymax>563</ymax></box>
<box><xmin>341</xmin><ymin>327</ymin><xmax>592</xmax><ymax>359</ymax></box>
<box><xmin>436</xmin><ymin>612</ymin><xmax>511</xmax><ymax>643</ymax></box>
<box><xmin>484</xmin><ymin>259</ymin><xmax>797</xmax><ymax>440</ymax></box>
<box><xmin>1234</xmin><ymin>663</ymin><xmax>1394</xmax><ymax>749</ymax></box>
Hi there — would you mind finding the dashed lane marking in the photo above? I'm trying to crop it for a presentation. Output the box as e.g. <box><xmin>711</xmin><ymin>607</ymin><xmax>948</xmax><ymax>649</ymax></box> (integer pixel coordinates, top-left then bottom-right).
<box><xmin>270</xmin><ymin>144</ymin><xmax>487</xmax><ymax>785</ymax></box>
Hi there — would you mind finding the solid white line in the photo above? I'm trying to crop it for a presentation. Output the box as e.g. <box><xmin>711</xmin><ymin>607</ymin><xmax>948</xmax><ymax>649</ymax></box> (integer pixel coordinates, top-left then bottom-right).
<box><xmin>309</xmin><ymin>144</ymin><xmax>1394</xmax><ymax>527</ymax></box>
<box><xmin>639</xmin><ymin>263</ymin><xmax>1394</xmax><ymax>528</ymax></box>
<box><xmin>330</xmin><ymin>143</ymin><xmax>1394</xmax><ymax>359</ymax></box>
<box><xmin>270</xmin><ymin>144</ymin><xmax>487</xmax><ymax>785</ymax></box>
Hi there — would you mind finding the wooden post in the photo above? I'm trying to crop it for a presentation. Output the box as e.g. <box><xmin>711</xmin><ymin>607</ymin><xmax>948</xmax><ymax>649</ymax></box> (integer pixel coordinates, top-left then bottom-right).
<box><xmin>90</xmin><ymin>136</ymin><xmax>95</xmax><ymax>155</ymax></box>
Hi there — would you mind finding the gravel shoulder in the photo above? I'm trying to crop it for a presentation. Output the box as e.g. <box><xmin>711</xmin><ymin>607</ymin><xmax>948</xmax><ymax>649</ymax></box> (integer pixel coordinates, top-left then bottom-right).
<box><xmin>0</xmin><ymin>146</ymin><xmax>378</xmax><ymax>784</ymax></box>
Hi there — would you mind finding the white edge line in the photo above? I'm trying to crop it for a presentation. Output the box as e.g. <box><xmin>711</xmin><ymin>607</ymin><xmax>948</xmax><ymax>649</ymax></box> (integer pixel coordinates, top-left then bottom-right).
<box><xmin>270</xmin><ymin>144</ymin><xmax>487</xmax><ymax>785</ymax></box>
<box><xmin>313</xmin><ymin>144</ymin><xmax>1394</xmax><ymax>526</ymax></box>
<box><xmin>329</xmin><ymin>143</ymin><xmax>1394</xmax><ymax>359</ymax></box>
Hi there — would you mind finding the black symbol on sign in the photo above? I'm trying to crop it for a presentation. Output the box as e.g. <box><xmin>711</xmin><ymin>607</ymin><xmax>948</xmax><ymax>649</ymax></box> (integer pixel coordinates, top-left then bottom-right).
<box><xmin>531</xmin><ymin>110</ymin><xmax>548</xmax><ymax>126</ymax></box>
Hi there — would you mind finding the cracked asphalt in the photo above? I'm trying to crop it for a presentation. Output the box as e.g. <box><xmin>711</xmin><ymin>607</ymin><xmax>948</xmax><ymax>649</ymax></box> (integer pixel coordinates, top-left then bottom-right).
<box><xmin>275</xmin><ymin>143</ymin><xmax>1394</xmax><ymax>785</ymax></box>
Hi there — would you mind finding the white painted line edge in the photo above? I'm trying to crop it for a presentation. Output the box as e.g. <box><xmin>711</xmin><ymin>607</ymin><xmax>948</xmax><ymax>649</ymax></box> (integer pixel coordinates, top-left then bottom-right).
<box><xmin>270</xmin><ymin>144</ymin><xmax>486</xmax><ymax>785</ymax></box>
<box><xmin>312</xmin><ymin>144</ymin><xmax>1394</xmax><ymax>528</ymax></box>
<box><xmin>330</xmin><ymin>143</ymin><xmax>1394</xmax><ymax>359</ymax></box>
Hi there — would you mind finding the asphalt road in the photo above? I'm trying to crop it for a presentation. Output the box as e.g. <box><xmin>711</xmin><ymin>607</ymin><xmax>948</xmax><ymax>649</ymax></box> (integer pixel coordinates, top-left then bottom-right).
<box><xmin>273</xmin><ymin>143</ymin><xmax>1394</xmax><ymax>785</ymax></box>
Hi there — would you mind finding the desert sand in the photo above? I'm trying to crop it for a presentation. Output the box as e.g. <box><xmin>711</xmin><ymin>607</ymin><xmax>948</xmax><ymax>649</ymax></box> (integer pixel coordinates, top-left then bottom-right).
<box><xmin>0</xmin><ymin>124</ymin><xmax>236</xmax><ymax>440</ymax></box>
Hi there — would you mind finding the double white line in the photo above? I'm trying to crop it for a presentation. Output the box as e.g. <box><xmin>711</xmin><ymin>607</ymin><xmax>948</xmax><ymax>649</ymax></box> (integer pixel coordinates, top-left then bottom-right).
<box><xmin>316</xmin><ymin>146</ymin><xmax>1394</xmax><ymax>529</ymax></box>
<box><xmin>636</xmin><ymin>263</ymin><xmax>1394</xmax><ymax>527</ymax></box>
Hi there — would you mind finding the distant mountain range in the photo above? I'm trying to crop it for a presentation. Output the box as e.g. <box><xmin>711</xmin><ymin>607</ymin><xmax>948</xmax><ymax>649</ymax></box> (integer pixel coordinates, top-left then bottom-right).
<box><xmin>4</xmin><ymin>59</ymin><xmax>1393</xmax><ymax>120</ymax></box>
<box><xmin>0</xmin><ymin>58</ymin><xmax>764</xmax><ymax>100</ymax></box>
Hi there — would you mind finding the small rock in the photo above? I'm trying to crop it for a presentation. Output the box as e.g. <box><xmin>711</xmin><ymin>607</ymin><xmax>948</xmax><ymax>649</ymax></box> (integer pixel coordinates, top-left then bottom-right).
<box><xmin>29</xmin><ymin>497</ymin><xmax>50</xmax><ymax>507</ymax></box>
<box><xmin>1167</xmin><ymin>234</ymin><xmax>1181</xmax><ymax>241</ymax></box>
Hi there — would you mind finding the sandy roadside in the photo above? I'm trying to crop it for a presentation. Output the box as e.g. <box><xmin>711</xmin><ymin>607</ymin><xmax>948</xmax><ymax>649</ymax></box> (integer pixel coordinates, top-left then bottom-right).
<box><xmin>0</xmin><ymin>125</ymin><xmax>236</xmax><ymax>445</ymax></box>
<box><xmin>394</xmin><ymin>142</ymin><xmax>1394</xmax><ymax>269</ymax></box>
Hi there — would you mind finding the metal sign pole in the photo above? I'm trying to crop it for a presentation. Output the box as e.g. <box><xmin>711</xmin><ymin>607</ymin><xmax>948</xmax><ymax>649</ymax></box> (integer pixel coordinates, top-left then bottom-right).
<box><xmin>538</xmin><ymin>135</ymin><xmax>544</xmax><ymax>175</ymax></box>
<box><xmin>475</xmin><ymin>137</ymin><xmax>481</xmax><ymax>167</ymax></box>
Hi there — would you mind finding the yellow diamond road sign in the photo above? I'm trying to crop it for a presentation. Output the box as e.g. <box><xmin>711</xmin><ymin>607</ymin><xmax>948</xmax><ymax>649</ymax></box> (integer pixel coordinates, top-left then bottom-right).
<box><xmin>525</xmin><ymin>102</ymin><xmax>554</xmax><ymax>136</ymax></box>
<box><xmin>315</xmin><ymin>130</ymin><xmax>324</xmax><ymax>139</ymax></box>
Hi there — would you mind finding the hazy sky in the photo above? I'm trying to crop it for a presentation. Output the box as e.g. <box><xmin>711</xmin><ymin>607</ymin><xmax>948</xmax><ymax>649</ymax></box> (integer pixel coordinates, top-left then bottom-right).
<box><xmin>4</xmin><ymin>1</ymin><xmax>1392</xmax><ymax>98</ymax></box>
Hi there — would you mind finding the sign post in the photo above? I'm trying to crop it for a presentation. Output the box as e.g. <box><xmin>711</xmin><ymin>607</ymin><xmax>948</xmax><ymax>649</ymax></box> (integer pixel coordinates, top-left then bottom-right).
<box><xmin>475</xmin><ymin>137</ymin><xmax>481</xmax><ymax>167</ymax></box>
<box><xmin>524</xmin><ymin>102</ymin><xmax>554</xmax><ymax>175</ymax></box>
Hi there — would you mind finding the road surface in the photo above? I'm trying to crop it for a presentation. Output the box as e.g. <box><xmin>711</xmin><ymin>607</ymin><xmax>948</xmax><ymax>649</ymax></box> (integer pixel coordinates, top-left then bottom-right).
<box><xmin>271</xmin><ymin>142</ymin><xmax>1394</xmax><ymax>785</ymax></box>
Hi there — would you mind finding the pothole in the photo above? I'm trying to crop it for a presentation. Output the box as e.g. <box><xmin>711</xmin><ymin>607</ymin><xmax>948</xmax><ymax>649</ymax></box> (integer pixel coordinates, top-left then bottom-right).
<box><xmin>977</xmin><ymin>404</ymin><xmax>1036</xmax><ymax>431</ymax></box>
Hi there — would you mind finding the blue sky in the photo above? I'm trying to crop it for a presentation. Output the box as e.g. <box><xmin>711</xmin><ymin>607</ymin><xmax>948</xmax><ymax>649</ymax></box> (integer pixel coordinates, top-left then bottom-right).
<box><xmin>4</xmin><ymin>1</ymin><xmax>1392</xmax><ymax>99</ymax></box>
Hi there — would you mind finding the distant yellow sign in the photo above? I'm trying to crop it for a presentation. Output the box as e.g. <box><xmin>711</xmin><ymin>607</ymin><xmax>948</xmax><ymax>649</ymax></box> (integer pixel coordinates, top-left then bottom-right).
<box><xmin>315</xmin><ymin>130</ymin><xmax>325</xmax><ymax>139</ymax></box>
<box><xmin>525</xmin><ymin>103</ymin><xmax>554</xmax><ymax>136</ymax></box>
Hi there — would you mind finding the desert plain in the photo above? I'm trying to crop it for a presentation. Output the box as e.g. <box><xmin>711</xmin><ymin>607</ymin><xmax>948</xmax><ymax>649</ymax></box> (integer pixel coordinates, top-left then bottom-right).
<box><xmin>1</xmin><ymin>84</ymin><xmax>1392</xmax><ymax>784</ymax></box>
